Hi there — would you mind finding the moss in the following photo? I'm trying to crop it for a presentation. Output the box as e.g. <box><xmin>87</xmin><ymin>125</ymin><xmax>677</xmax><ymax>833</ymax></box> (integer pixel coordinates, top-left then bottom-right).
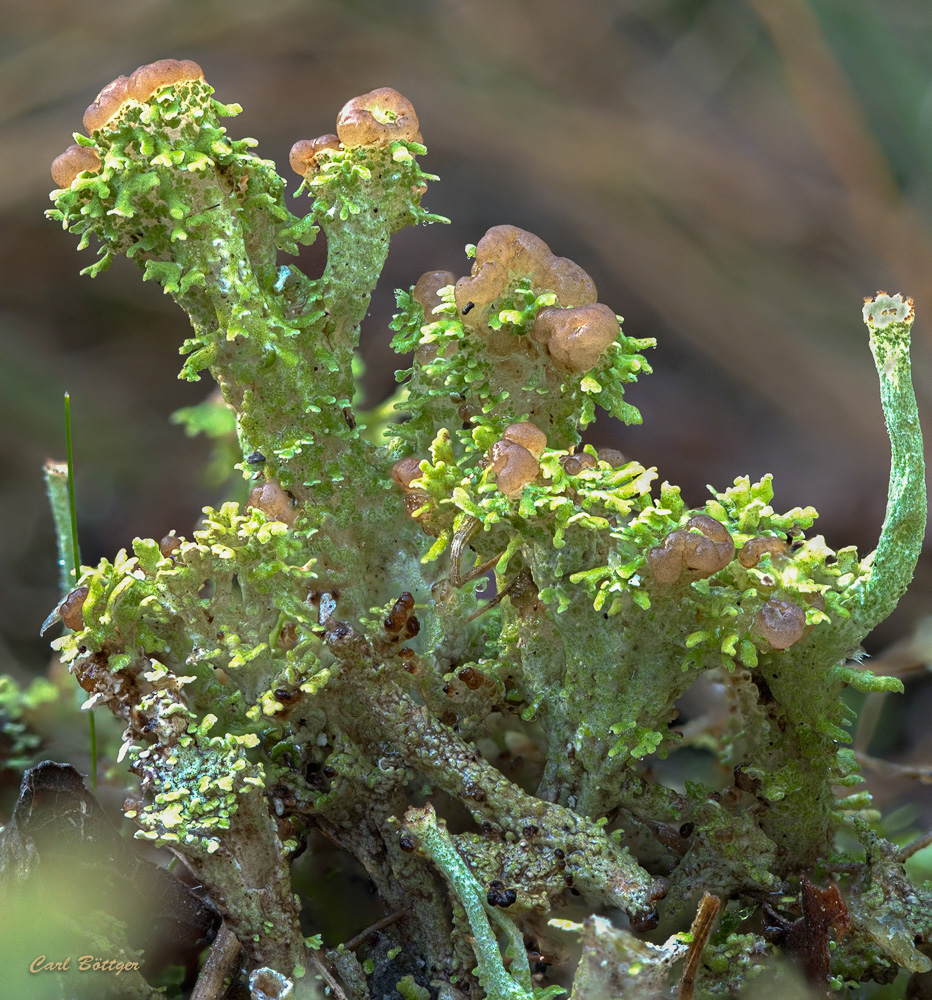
<box><xmin>0</xmin><ymin>676</ymin><xmax>56</xmax><ymax>775</ymax></box>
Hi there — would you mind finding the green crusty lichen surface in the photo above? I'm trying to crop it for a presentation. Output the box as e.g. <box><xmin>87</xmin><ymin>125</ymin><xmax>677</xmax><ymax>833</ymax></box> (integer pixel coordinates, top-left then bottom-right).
<box><xmin>42</xmin><ymin>59</ymin><xmax>930</xmax><ymax>998</ymax></box>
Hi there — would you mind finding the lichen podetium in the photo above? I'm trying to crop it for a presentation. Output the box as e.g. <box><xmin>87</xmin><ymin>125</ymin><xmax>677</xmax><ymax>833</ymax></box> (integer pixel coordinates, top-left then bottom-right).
<box><xmin>41</xmin><ymin>59</ymin><xmax>930</xmax><ymax>998</ymax></box>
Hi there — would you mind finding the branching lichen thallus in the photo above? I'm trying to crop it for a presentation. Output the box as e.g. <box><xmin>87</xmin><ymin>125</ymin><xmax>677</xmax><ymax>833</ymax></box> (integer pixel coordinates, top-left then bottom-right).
<box><xmin>46</xmin><ymin>59</ymin><xmax>930</xmax><ymax>998</ymax></box>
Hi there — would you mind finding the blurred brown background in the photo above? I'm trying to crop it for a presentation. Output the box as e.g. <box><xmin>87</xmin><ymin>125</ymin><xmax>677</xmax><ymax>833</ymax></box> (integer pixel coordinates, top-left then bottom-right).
<box><xmin>2</xmin><ymin>1</ymin><xmax>931</xmax><ymax>827</ymax></box>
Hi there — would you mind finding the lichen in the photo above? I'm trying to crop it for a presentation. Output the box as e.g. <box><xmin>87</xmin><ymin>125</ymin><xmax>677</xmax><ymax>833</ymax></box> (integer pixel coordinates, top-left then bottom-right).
<box><xmin>32</xmin><ymin>60</ymin><xmax>930</xmax><ymax>998</ymax></box>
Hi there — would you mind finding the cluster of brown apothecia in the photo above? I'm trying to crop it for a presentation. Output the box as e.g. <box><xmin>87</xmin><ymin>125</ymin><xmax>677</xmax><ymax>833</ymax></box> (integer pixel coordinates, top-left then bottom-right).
<box><xmin>411</xmin><ymin>225</ymin><xmax>621</xmax><ymax>376</ymax></box>
<box><xmin>53</xmin><ymin>71</ymin><xmax>423</xmax><ymax>194</ymax></box>
<box><xmin>289</xmin><ymin>86</ymin><xmax>423</xmax><ymax>176</ymax></box>
<box><xmin>392</xmin><ymin>446</ymin><xmax>810</xmax><ymax>650</ymax></box>
<box><xmin>50</xmin><ymin>58</ymin><xmax>206</xmax><ymax>188</ymax></box>
<box><xmin>648</xmin><ymin>516</ymin><xmax>809</xmax><ymax>650</ymax></box>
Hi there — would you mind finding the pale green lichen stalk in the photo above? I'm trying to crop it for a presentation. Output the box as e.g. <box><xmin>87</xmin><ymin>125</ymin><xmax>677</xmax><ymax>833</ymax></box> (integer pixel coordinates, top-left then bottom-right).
<box><xmin>39</xmin><ymin>59</ymin><xmax>931</xmax><ymax>998</ymax></box>
<box><xmin>403</xmin><ymin>804</ymin><xmax>563</xmax><ymax>1000</ymax></box>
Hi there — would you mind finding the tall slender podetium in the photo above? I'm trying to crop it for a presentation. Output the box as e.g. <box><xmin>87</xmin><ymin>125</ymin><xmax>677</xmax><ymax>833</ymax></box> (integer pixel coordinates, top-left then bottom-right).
<box><xmin>63</xmin><ymin>392</ymin><xmax>81</xmax><ymax>587</ymax></box>
<box><xmin>39</xmin><ymin>58</ymin><xmax>931</xmax><ymax>998</ymax></box>
<box><xmin>69</xmin><ymin>393</ymin><xmax>98</xmax><ymax>789</ymax></box>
